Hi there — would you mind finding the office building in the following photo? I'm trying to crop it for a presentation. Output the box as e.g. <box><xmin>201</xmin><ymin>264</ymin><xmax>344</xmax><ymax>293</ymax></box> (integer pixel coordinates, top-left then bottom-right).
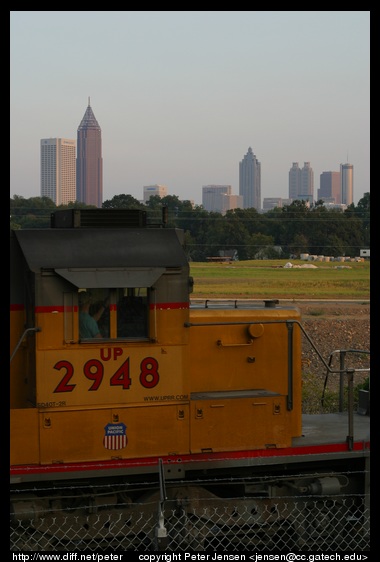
<box><xmin>143</xmin><ymin>184</ymin><xmax>168</xmax><ymax>202</ymax></box>
<box><xmin>318</xmin><ymin>171</ymin><xmax>341</xmax><ymax>204</ymax></box>
<box><xmin>288</xmin><ymin>162</ymin><xmax>314</xmax><ymax>203</ymax></box>
<box><xmin>300</xmin><ymin>162</ymin><xmax>314</xmax><ymax>202</ymax></box>
<box><xmin>40</xmin><ymin>138</ymin><xmax>76</xmax><ymax>205</ymax></box>
<box><xmin>340</xmin><ymin>163</ymin><xmax>354</xmax><ymax>205</ymax></box>
<box><xmin>76</xmin><ymin>99</ymin><xmax>103</xmax><ymax>207</ymax></box>
<box><xmin>282</xmin><ymin>198</ymin><xmax>292</xmax><ymax>207</ymax></box>
<box><xmin>225</xmin><ymin>194</ymin><xmax>244</xmax><ymax>214</ymax></box>
<box><xmin>239</xmin><ymin>147</ymin><xmax>261</xmax><ymax>211</ymax></box>
<box><xmin>202</xmin><ymin>185</ymin><xmax>243</xmax><ymax>215</ymax></box>
<box><xmin>288</xmin><ymin>163</ymin><xmax>301</xmax><ymax>200</ymax></box>
<box><xmin>203</xmin><ymin>185</ymin><xmax>231</xmax><ymax>210</ymax></box>
<box><xmin>262</xmin><ymin>197</ymin><xmax>283</xmax><ymax>211</ymax></box>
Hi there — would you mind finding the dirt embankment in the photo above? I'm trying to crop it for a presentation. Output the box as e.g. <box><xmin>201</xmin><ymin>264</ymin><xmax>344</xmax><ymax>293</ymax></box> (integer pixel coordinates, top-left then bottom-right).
<box><xmin>297</xmin><ymin>303</ymin><xmax>370</xmax><ymax>368</ymax></box>
<box><xmin>297</xmin><ymin>302</ymin><xmax>370</xmax><ymax>412</ymax></box>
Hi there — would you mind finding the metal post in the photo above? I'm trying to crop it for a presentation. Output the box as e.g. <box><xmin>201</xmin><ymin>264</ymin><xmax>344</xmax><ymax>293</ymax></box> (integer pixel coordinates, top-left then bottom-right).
<box><xmin>346</xmin><ymin>369</ymin><xmax>355</xmax><ymax>450</ymax></box>
<box><xmin>339</xmin><ymin>351</ymin><xmax>346</xmax><ymax>412</ymax></box>
<box><xmin>154</xmin><ymin>458</ymin><xmax>168</xmax><ymax>550</ymax></box>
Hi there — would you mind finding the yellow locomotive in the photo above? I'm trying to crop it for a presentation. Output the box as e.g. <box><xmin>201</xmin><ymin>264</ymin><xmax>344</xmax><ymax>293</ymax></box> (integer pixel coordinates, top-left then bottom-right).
<box><xmin>10</xmin><ymin>209</ymin><xmax>369</xmax><ymax>551</ymax></box>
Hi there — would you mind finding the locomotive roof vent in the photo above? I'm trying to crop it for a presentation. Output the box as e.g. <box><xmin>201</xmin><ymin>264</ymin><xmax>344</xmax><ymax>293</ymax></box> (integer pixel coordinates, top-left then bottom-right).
<box><xmin>50</xmin><ymin>209</ymin><xmax>148</xmax><ymax>229</ymax></box>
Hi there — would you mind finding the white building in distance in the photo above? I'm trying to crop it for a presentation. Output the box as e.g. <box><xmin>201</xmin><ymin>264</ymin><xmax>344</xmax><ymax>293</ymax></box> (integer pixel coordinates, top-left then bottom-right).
<box><xmin>40</xmin><ymin>138</ymin><xmax>76</xmax><ymax>205</ymax></box>
<box><xmin>143</xmin><ymin>184</ymin><xmax>168</xmax><ymax>202</ymax></box>
<box><xmin>340</xmin><ymin>163</ymin><xmax>354</xmax><ymax>205</ymax></box>
<box><xmin>202</xmin><ymin>185</ymin><xmax>243</xmax><ymax>215</ymax></box>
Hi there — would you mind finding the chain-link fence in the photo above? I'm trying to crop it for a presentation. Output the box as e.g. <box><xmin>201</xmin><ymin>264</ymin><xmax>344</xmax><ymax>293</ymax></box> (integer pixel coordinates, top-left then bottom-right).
<box><xmin>11</xmin><ymin>470</ymin><xmax>370</xmax><ymax>552</ymax></box>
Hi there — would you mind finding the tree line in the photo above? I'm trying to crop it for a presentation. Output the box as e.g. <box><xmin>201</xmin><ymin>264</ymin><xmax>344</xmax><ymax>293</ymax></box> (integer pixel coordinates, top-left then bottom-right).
<box><xmin>10</xmin><ymin>192</ymin><xmax>370</xmax><ymax>261</ymax></box>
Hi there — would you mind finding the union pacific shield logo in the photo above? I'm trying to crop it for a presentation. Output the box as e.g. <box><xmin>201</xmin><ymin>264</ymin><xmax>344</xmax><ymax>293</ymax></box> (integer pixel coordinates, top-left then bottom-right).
<box><xmin>103</xmin><ymin>423</ymin><xmax>128</xmax><ymax>450</ymax></box>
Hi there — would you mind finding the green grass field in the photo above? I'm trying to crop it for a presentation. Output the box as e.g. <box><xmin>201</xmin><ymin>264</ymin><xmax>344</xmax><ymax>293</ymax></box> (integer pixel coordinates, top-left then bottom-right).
<box><xmin>190</xmin><ymin>259</ymin><xmax>370</xmax><ymax>300</ymax></box>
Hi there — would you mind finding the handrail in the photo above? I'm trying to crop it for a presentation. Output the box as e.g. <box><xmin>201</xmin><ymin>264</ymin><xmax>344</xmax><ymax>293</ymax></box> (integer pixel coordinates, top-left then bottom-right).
<box><xmin>10</xmin><ymin>327</ymin><xmax>42</xmax><ymax>363</ymax></box>
<box><xmin>323</xmin><ymin>348</ymin><xmax>371</xmax><ymax>410</ymax></box>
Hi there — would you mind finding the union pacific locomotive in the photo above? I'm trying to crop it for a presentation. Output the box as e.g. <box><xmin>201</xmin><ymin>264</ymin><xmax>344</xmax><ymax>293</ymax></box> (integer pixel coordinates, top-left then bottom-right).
<box><xmin>10</xmin><ymin>209</ymin><xmax>370</xmax><ymax>551</ymax></box>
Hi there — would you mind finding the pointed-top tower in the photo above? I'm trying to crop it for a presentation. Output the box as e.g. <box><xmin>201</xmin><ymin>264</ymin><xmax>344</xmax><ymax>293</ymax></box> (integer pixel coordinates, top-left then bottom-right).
<box><xmin>76</xmin><ymin>98</ymin><xmax>103</xmax><ymax>207</ymax></box>
<box><xmin>239</xmin><ymin>147</ymin><xmax>261</xmax><ymax>211</ymax></box>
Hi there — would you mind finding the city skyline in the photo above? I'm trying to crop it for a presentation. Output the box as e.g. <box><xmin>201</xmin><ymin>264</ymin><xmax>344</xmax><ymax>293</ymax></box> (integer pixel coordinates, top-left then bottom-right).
<box><xmin>10</xmin><ymin>12</ymin><xmax>370</xmax><ymax>206</ymax></box>
<box><xmin>38</xmin><ymin>132</ymin><xmax>356</xmax><ymax>210</ymax></box>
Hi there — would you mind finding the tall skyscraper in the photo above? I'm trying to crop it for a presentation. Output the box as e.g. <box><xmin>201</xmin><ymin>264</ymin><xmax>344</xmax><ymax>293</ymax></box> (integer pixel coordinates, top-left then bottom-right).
<box><xmin>300</xmin><ymin>162</ymin><xmax>314</xmax><ymax>202</ymax></box>
<box><xmin>239</xmin><ymin>147</ymin><xmax>261</xmax><ymax>211</ymax></box>
<box><xmin>76</xmin><ymin>98</ymin><xmax>103</xmax><ymax>207</ymax></box>
<box><xmin>318</xmin><ymin>171</ymin><xmax>341</xmax><ymax>204</ymax></box>
<box><xmin>288</xmin><ymin>162</ymin><xmax>314</xmax><ymax>202</ymax></box>
<box><xmin>40</xmin><ymin>138</ymin><xmax>76</xmax><ymax>205</ymax></box>
<box><xmin>340</xmin><ymin>163</ymin><xmax>353</xmax><ymax>205</ymax></box>
<box><xmin>288</xmin><ymin>163</ymin><xmax>301</xmax><ymax>200</ymax></box>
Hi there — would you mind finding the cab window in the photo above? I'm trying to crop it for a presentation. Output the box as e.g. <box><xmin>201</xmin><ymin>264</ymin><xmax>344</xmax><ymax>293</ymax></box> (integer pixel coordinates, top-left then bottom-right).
<box><xmin>78</xmin><ymin>287</ymin><xmax>148</xmax><ymax>340</ymax></box>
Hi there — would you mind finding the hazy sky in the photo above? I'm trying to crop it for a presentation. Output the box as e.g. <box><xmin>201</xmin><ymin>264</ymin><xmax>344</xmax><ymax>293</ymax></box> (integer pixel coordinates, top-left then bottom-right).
<box><xmin>10</xmin><ymin>11</ymin><xmax>370</xmax><ymax>206</ymax></box>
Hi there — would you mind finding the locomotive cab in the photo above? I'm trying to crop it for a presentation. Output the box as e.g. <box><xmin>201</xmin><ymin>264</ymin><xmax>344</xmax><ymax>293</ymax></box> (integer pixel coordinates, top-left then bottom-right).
<box><xmin>10</xmin><ymin>209</ymin><xmax>193</xmax><ymax>465</ymax></box>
